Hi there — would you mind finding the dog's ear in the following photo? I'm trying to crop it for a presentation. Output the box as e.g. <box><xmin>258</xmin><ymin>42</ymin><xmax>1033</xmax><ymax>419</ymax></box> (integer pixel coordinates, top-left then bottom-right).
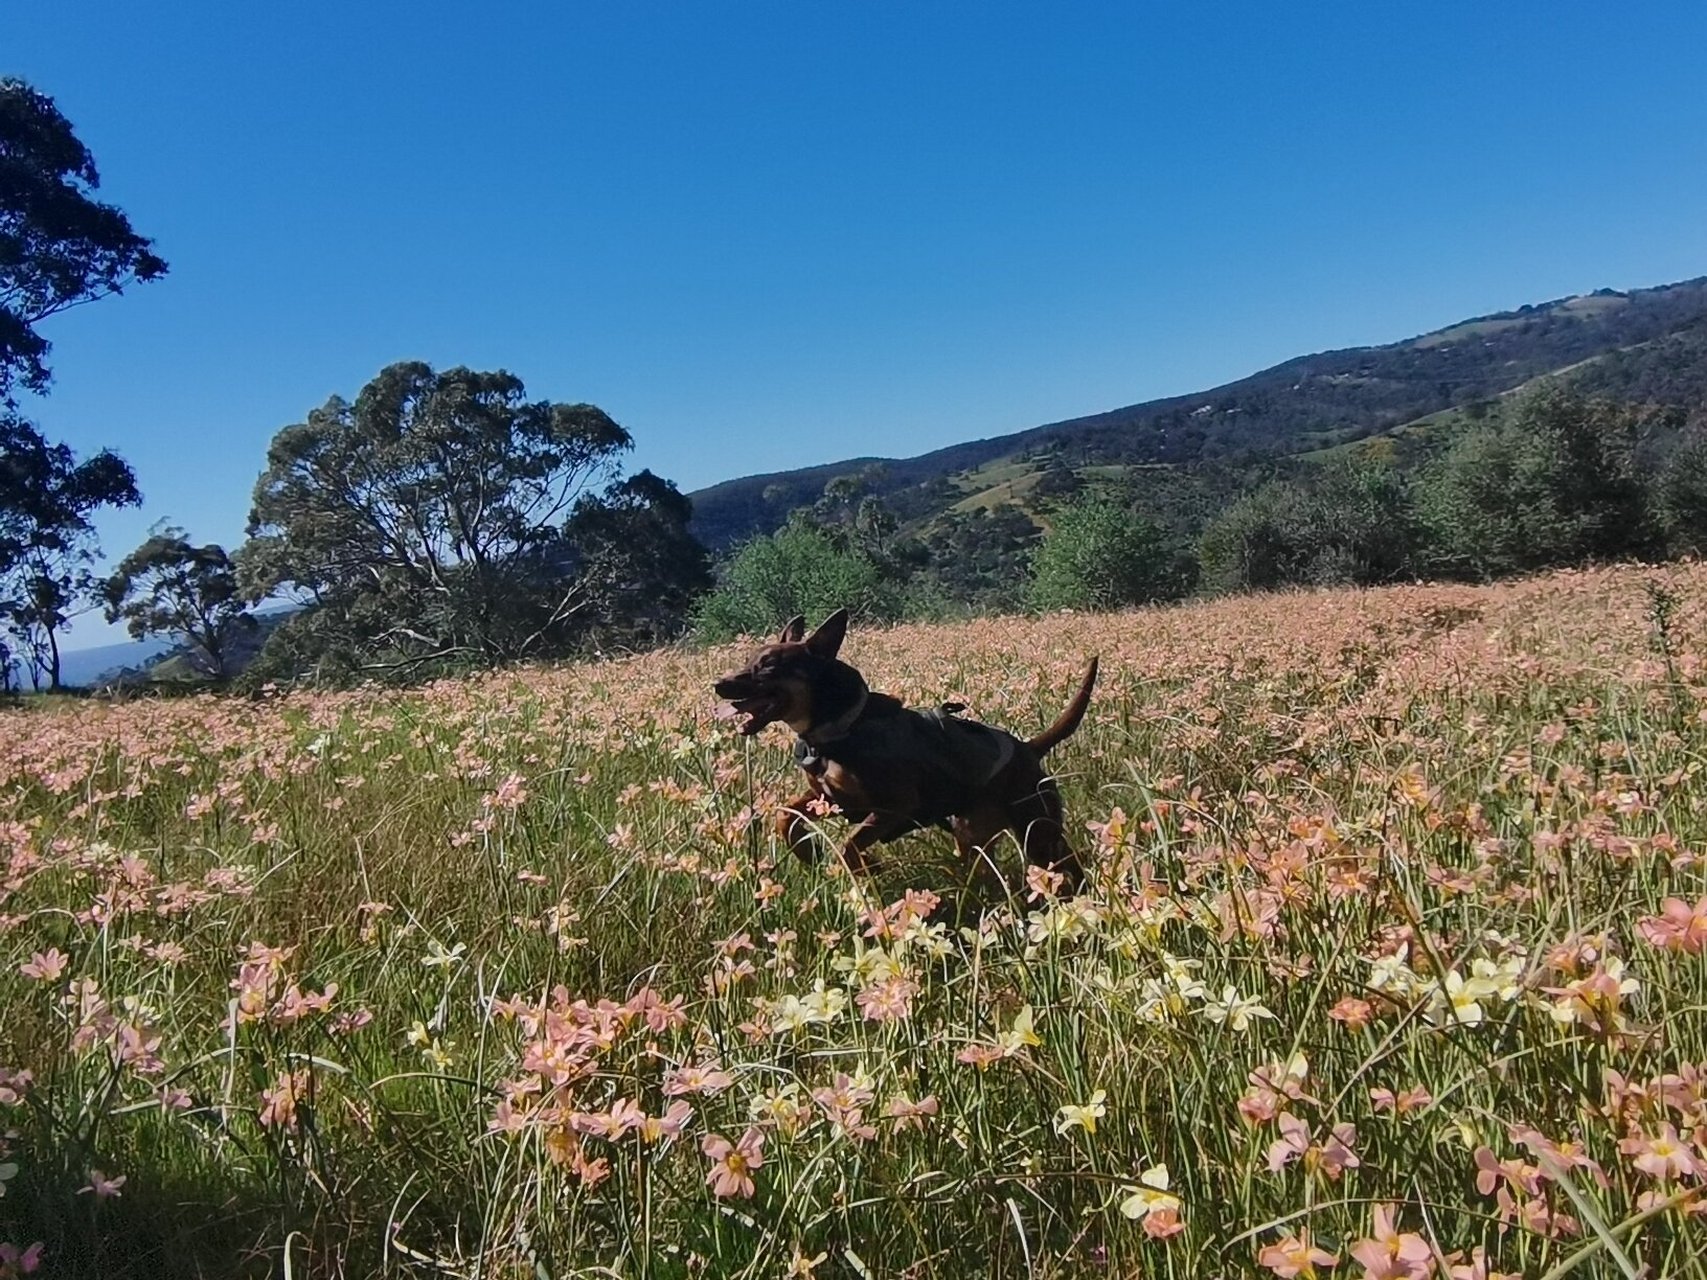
<box><xmin>804</xmin><ymin>608</ymin><xmax>849</xmax><ymax>658</ymax></box>
<box><xmin>777</xmin><ymin>615</ymin><xmax>807</xmax><ymax>644</ymax></box>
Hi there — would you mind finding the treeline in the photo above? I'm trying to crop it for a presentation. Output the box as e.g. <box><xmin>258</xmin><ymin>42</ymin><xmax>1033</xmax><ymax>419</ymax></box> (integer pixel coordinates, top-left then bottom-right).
<box><xmin>13</xmin><ymin>374</ymin><xmax>1701</xmax><ymax>692</ymax></box>
<box><xmin>2</xmin><ymin>361</ymin><xmax>714</xmax><ymax>691</ymax></box>
<box><xmin>694</xmin><ymin>384</ymin><xmax>1707</xmax><ymax>636</ymax></box>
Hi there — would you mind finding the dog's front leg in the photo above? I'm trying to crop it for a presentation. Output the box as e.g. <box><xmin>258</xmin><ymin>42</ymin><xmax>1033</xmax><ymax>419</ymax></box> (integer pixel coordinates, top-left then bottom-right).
<box><xmin>838</xmin><ymin>812</ymin><xmax>914</xmax><ymax>876</ymax></box>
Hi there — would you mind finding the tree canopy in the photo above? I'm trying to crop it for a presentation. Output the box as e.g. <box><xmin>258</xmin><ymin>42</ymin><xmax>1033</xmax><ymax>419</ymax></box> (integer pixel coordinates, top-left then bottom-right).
<box><xmin>0</xmin><ymin>78</ymin><xmax>167</xmax><ymax>400</ymax></box>
<box><xmin>1419</xmin><ymin>385</ymin><xmax>1658</xmax><ymax>578</ymax></box>
<box><xmin>0</xmin><ymin>414</ymin><xmax>140</xmax><ymax>687</ymax></box>
<box><xmin>240</xmin><ymin>361</ymin><xmax>705</xmax><ymax>677</ymax></box>
<box><xmin>694</xmin><ymin>523</ymin><xmax>896</xmax><ymax>642</ymax></box>
<box><xmin>102</xmin><ymin>528</ymin><xmax>255</xmax><ymax>678</ymax></box>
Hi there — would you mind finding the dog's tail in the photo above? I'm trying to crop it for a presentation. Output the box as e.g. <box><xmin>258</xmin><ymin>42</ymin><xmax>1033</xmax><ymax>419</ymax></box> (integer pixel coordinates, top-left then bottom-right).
<box><xmin>1028</xmin><ymin>656</ymin><xmax>1099</xmax><ymax>756</ymax></box>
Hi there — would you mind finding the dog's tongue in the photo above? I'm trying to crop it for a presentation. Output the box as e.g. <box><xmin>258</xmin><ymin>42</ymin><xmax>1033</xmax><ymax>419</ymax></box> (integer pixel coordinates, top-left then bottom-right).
<box><xmin>714</xmin><ymin>700</ymin><xmax>769</xmax><ymax>734</ymax></box>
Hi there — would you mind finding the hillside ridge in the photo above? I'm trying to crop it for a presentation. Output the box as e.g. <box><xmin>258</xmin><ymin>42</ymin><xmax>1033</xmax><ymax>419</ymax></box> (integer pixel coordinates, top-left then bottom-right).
<box><xmin>688</xmin><ymin>275</ymin><xmax>1707</xmax><ymax>549</ymax></box>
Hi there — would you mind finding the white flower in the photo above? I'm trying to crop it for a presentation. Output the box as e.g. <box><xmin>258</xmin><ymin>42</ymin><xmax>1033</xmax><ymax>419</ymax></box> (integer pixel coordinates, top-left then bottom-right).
<box><xmin>1367</xmin><ymin>950</ymin><xmax>1419</xmax><ymax>996</ymax></box>
<box><xmin>1118</xmin><ymin>1163</ymin><xmax>1182</xmax><ymax>1218</ymax></box>
<box><xmin>1427</xmin><ymin>969</ymin><xmax>1490</xmax><ymax>1026</ymax></box>
<box><xmin>421</xmin><ymin>940</ymin><xmax>466</xmax><ymax>969</ymax></box>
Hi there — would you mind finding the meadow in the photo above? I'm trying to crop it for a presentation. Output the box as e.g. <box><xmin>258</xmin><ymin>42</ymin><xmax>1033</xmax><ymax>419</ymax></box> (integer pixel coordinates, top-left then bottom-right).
<box><xmin>2</xmin><ymin>563</ymin><xmax>1706</xmax><ymax>1278</ymax></box>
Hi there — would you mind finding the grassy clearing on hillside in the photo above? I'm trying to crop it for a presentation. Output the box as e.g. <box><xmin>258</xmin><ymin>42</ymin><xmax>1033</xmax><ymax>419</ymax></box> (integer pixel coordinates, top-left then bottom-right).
<box><xmin>2</xmin><ymin>565</ymin><xmax>1706</xmax><ymax>1278</ymax></box>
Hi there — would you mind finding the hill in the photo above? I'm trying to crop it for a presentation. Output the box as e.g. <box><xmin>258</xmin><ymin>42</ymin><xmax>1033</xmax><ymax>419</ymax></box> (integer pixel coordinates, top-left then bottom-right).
<box><xmin>688</xmin><ymin>276</ymin><xmax>1707</xmax><ymax>549</ymax></box>
<box><xmin>53</xmin><ymin>636</ymin><xmax>177</xmax><ymax>689</ymax></box>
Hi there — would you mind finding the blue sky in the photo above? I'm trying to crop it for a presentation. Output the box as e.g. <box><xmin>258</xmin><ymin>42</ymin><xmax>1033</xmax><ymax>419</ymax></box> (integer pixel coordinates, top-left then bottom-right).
<box><xmin>12</xmin><ymin>1</ymin><xmax>1707</xmax><ymax>648</ymax></box>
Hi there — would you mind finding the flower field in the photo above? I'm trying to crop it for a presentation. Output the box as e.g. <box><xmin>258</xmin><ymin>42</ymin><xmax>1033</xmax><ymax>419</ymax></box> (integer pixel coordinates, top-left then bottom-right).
<box><xmin>3</xmin><ymin>564</ymin><xmax>1707</xmax><ymax>1278</ymax></box>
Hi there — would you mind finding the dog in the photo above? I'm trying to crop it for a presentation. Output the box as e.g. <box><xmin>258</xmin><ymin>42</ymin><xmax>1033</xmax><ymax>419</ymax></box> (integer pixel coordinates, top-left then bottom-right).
<box><xmin>713</xmin><ymin>609</ymin><xmax>1098</xmax><ymax>890</ymax></box>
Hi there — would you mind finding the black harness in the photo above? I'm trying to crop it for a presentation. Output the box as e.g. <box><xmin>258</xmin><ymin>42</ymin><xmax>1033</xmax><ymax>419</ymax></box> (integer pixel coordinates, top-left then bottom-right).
<box><xmin>793</xmin><ymin>701</ymin><xmax>1014</xmax><ymax>789</ymax></box>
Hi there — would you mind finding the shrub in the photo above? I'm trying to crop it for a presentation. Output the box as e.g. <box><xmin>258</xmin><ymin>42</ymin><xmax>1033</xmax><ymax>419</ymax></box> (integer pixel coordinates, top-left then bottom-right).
<box><xmin>1027</xmin><ymin>498</ymin><xmax>1189</xmax><ymax>611</ymax></box>
<box><xmin>695</xmin><ymin>524</ymin><xmax>897</xmax><ymax>640</ymax></box>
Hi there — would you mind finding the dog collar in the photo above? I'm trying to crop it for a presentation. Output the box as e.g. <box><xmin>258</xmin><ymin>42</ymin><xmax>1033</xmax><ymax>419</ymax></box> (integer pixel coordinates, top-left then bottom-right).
<box><xmin>800</xmin><ymin>690</ymin><xmax>869</xmax><ymax>750</ymax></box>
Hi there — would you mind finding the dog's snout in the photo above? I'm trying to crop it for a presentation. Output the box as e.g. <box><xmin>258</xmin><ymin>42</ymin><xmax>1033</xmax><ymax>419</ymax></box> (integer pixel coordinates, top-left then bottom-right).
<box><xmin>713</xmin><ymin>676</ymin><xmax>746</xmax><ymax>699</ymax></box>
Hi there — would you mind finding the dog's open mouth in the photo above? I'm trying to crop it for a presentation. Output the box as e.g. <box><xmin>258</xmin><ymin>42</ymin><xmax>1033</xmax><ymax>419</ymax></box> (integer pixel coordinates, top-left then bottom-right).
<box><xmin>715</xmin><ymin>694</ymin><xmax>784</xmax><ymax>735</ymax></box>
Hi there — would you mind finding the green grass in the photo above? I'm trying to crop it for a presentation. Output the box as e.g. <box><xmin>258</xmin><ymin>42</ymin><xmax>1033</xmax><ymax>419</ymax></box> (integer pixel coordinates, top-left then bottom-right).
<box><xmin>2</xmin><ymin>565</ymin><xmax>1706</xmax><ymax>1277</ymax></box>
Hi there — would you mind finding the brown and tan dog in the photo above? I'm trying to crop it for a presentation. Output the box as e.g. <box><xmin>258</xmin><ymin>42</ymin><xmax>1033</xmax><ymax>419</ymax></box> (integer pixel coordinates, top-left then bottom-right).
<box><xmin>714</xmin><ymin>609</ymin><xmax>1098</xmax><ymax>889</ymax></box>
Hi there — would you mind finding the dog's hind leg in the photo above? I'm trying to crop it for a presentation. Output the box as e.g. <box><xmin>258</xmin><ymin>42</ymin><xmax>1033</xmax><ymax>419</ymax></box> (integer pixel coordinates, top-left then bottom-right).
<box><xmin>1007</xmin><ymin>776</ymin><xmax>1085</xmax><ymax>892</ymax></box>
<box><xmin>951</xmin><ymin>800</ymin><xmax>1016</xmax><ymax>898</ymax></box>
<box><xmin>951</xmin><ymin>801</ymin><xmax>1008</xmax><ymax>860</ymax></box>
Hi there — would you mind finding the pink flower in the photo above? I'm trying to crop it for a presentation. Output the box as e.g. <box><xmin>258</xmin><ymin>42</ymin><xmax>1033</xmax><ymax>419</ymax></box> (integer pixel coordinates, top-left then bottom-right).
<box><xmin>1635</xmin><ymin>897</ymin><xmax>1707</xmax><ymax>954</ymax></box>
<box><xmin>701</xmin><ymin>1127</ymin><xmax>765</xmax><ymax>1198</ymax></box>
<box><xmin>1446</xmin><ymin>1246</ymin><xmax>1521</xmax><ymax>1280</ymax></box>
<box><xmin>590</xmin><ymin>1097</ymin><xmax>646</xmax><ymax>1140</ymax></box>
<box><xmin>1329</xmin><ymin>997</ymin><xmax>1376</xmax><ymax>1030</ymax></box>
<box><xmin>1347</xmin><ymin>1204</ymin><xmax>1432</xmax><ymax>1280</ymax></box>
<box><xmin>651</xmin><ymin>1100</ymin><xmax>694</xmax><ymax>1141</ymax></box>
<box><xmin>856</xmin><ymin>975</ymin><xmax>920</xmax><ymax>1022</ymax></box>
<box><xmin>1240</xmin><ymin>1087</ymin><xmax>1282</xmax><ymax>1125</ymax></box>
<box><xmin>1267</xmin><ymin>1113</ymin><xmax>1310</xmax><ymax>1172</ymax></box>
<box><xmin>1370</xmin><ymin>1086</ymin><xmax>1432</xmax><ymax>1115</ymax></box>
<box><xmin>1314</xmin><ymin>1124</ymin><xmax>1361</xmax><ymax>1179</ymax></box>
<box><xmin>18</xmin><ymin>949</ymin><xmax>67</xmax><ymax>982</ymax></box>
<box><xmin>1025</xmin><ymin>865</ymin><xmax>1066</xmax><ymax>901</ymax></box>
<box><xmin>0</xmin><ymin>1069</ymin><xmax>32</xmax><ymax>1106</ymax></box>
<box><xmin>0</xmin><ymin>1241</ymin><xmax>44</xmax><ymax>1276</ymax></box>
<box><xmin>883</xmin><ymin>1094</ymin><xmax>939</xmax><ymax>1132</ymax></box>
<box><xmin>258</xmin><ymin>1068</ymin><xmax>311</xmax><ymax>1132</ymax></box>
<box><xmin>1143</xmin><ymin>1205</ymin><xmax>1186</xmax><ymax>1239</ymax></box>
<box><xmin>272</xmin><ymin>982</ymin><xmax>338</xmax><ymax>1024</ymax></box>
<box><xmin>484</xmin><ymin>772</ymin><xmax>529</xmax><ymax>810</ymax></box>
<box><xmin>78</xmin><ymin>1170</ymin><xmax>126</xmax><ymax>1200</ymax></box>
<box><xmin>331</xmin><ymin>1008</ymin><xmax>374</xmax><ymax>1036</ymax></box>
<box><xmin>1510</xmin><ymin>1126</ymin><xmax>1608</xmax><ymax>1187</ymax></box>
<box><xmin>1473</xmin><ymin>1147</ymin><xmax>1540</xmax><ymax>1198</ymax></box>
<box><xmin>1268</xmin><ymin>1116</ymin><xmax>1359</xmax><ymax>1180</ymax></box>
<box><xmin>1619</xmin><ymin>1124</ymin><xmax>1703</xmax><ymax>1180</ymax></box>
<box><xmin>662</xmin><ymin>1062</ymin><xmax>735</xmax><ymax>1096</ymax></box>
<box><xmin>1259</xmin><ymin>1230</ymin><xmax>1339</xmax><ymax>1278</ymax></box>
<box><xmin>1514</xmin><ymin>1195</ymin><xmax>1578</xmax><ymax>1239</ymax></box>
<box><xmin>811</xmin><ymin>1073</ymin><xmax>878</xmax><ymax>1143</ymax></box>
<box><xmin>956</xmin><ymin>1042</ymin><xmax>1006</xmax><ymax>1070</ymax></box>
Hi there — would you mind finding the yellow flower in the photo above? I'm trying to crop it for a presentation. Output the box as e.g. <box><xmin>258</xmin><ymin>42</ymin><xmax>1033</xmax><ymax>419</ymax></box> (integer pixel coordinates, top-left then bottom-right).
<box><xmin>784</xmin><ymin>1246</ymin><xmax>829</xmax><ymax>1278</ymax></box>
<box><xmin>1055</xmin><ymin>1089</ymin><xmax>1107</xmax><ymax>1136</ymax></box>
<box><xmin>997</xmin><ymin>1004</ymin><xmax>1043</xmax><ymax>1055</ymax></box>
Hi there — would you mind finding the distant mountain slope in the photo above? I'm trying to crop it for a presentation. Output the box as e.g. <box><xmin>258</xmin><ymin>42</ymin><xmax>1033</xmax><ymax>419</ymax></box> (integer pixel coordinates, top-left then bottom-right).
<box><xmin>55</xmin><ymin>637</ymin><xmax>176</xmax><ymax>688</ymax></box>
<box><xmin>688</xmin><ymin>276</ymin><xmax>1707</xmax><ymax>550</ymax></box>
